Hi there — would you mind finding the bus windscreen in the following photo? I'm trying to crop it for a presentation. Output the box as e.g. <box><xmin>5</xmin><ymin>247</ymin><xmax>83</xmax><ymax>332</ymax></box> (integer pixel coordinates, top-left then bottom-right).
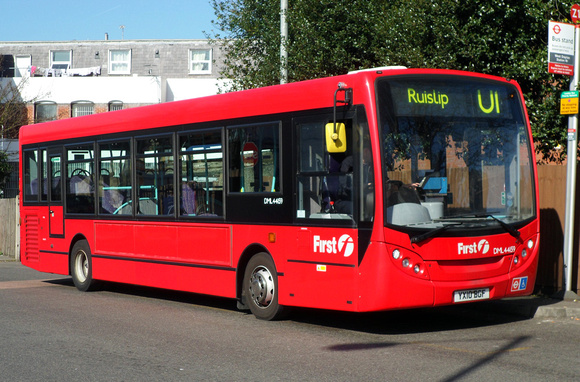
<box><xmin>377</xmin><ymin>76</ymin><xmax>535</xmax><ymax>231</ymax></box>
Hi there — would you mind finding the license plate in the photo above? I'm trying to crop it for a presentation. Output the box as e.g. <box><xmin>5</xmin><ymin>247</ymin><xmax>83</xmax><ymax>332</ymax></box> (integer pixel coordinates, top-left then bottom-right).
<box><xmin>453</xmin><ymin>288</ymin><xmax>490</xmax><ymax>303</ymax></box>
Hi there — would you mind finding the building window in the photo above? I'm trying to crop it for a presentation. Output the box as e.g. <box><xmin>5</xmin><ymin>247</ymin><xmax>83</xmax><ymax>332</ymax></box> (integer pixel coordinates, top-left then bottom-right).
<box><xmin>108</xmin><ymin>100</ymin><xmax>123</xmax><ymax>111</ymax></box>
<box><xmin>189</xmin><ymin>49</ymin><xmax>212</xmax><ymax>74</ymax></box>
<box><xmin>71</xmin><ymin>101</ymin><xmax>94</xmax><ymax>117</ymax></box>
<box><xmin>50</xmin><ymin>50</ymin><xmax>72</xmax><ymax>69</ymax></box>
<box><xmin>109</xmin><ymin>50</ymin><xmax>131</xmax><ymax>75</ymax></box>
<box><xmin>35</xmin><ymin>101</ymin><xmax>57</xmax><ymax>123</ymax></box>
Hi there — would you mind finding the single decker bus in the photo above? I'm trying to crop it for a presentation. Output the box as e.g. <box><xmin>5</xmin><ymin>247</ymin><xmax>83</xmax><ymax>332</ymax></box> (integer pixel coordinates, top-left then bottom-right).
<box><xmin>20</xmin><ymin>67</ymin><xmax>539</xmax><ymax>320</ymax></box>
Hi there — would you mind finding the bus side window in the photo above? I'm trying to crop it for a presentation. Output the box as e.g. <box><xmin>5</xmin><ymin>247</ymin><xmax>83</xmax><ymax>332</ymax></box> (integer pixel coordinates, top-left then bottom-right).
<box><xmin>296</xmin><ymin>120</ymin><xmax>354</xmax><ymax>220</ymax></box>
<box><xmin>66</xmin><ymin>144</ymin><xmax>95</xmax><ymax>214</ymax></box>
<box><xmin>136</xmin><ymin>136</ymin><xmax>174</xmax><ymax>216</ymax></box>
<box><xmin>23</xmin><ymin>149</ymin><xmax>39</xmax><ymax>202</ymax></box>
<box><xmin>179</xmin><ymin>129</ymin><xmax>224</xmax><ymax>217</ymax></box>
<box><xmin>98</xmin><ymin>140</ymin><xmax>131</xmax><ymax>215</ymax></box>
<box><xmin>228</xmin><ymin>122</ymin><xmax>280</xmax><ymax>193</ymax></box>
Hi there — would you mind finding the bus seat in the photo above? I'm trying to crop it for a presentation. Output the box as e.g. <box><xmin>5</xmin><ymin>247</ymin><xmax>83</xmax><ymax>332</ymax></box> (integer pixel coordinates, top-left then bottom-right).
<box><xmin>30</xmin><ymin>178</ymin><xmax>38</xmax><ymax>195</ymax></box>
<box><xmin>102</xmin><ymin>187</ymin><xmax>125</xmax><ymax>214</ymax></box>
<box><xmin>181</xmin><ymin>183</ymin><xmax>196</xmax><ymax>215</ymax></box>
<box><xmin>386</xmin><ymin>203</ymin><xmax>431</xmax><ymax>225</ymax></box>
<box><xmin>139</xmin><ymin>198</ymin><xmax>158</xmax><ymax>215</ymax></box>
<box><xmin>162</xmin><ymin>195</ymin><xmax>175</xmax><ymax>215</ymax></box>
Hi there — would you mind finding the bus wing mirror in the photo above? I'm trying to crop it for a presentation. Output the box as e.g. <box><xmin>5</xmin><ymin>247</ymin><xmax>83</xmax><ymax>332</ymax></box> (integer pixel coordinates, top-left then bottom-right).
<box><xmin>325</xmin><ymin>122</ymin><xmax>347</xmax><ymax>153</ymax></box>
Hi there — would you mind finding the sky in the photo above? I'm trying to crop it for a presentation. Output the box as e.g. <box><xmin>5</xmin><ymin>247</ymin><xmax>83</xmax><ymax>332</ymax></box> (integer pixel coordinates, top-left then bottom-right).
<box><xmin>0</xmin><ymin>0</ymin><xmax>218</xmax><ymax>41</ymax></box>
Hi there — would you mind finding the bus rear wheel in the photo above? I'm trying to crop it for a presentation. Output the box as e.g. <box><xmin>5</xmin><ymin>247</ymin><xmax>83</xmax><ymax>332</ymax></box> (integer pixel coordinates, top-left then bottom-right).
<box><xmin>243</xmin><ymin>253</ymin><xmax>285</xmax><ymax>320</ymax></box>
<box><xmin>70</xmin><ymin>240</ymin><xmax>99</xmax><ymax>292</ymax></box>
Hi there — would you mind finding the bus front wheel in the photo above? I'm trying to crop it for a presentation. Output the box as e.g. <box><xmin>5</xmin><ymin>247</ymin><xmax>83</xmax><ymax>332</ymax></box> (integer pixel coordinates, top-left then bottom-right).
<box><xmin>70</xmin><ymin>240</ymin><xmax>99</xmax><ymax>292</ymax></box>
<box><xmin>243</xmin><ymin>253</ymin><xmax>285</xmax><ymax>320</ymax></box>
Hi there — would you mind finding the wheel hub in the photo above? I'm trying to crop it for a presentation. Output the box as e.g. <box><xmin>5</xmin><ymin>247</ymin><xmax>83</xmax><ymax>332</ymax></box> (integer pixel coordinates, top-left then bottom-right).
<box><xmin>249</xmin><ymin>267</ymin><xmax>274</xmax><ymax>308</ymax></box>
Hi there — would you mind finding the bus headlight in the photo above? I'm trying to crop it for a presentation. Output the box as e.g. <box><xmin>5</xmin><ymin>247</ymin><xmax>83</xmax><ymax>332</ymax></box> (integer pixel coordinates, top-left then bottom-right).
<box><xmin>388</xmin><ymin>246</ymin><xmax>429</xmax><ymax>280</ymax></box>
<box><xmin>392</xmin><ymin>249</ymin><xmax>401</xmax><ymax>260</ymax></box>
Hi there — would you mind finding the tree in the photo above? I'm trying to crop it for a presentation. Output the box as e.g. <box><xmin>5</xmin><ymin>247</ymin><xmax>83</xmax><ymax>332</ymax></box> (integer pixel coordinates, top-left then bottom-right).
<box><xmin>0</xmin><ymin>151</ymin><xmax>11</xmax><ymax>195</ymax></box>
<box><xmin>0</xmin><ymin>55</ymin><xmax>39</xmax><ymax>196</ymax></box>
<box><xmin>208</xmin><ymin>0</ymin><xmax>576</xmax><ymax>162</ymax></box>
<box><xmin>0</xmin><ymin>57</ymin><xmax>30</xmax><ymax>140</ymax></box>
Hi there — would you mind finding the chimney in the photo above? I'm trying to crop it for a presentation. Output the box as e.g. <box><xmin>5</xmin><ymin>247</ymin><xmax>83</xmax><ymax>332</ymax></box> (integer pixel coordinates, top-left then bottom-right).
<box><xmin>105</xmin><ymin>33</ymin><xmax>109</xmax><ymax>41</ymax></box>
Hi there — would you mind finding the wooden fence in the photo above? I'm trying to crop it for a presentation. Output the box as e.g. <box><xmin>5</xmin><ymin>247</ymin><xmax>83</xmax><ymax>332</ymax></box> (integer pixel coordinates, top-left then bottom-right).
<box><xmin>536</xmin><ymin>164</ymin><xmax>579</xmax><ymax>294</ymax></box>
<box><xmin>0</xmin><ymin>197</ymin><xmax>19</xmax><ymax>260</ymax></box>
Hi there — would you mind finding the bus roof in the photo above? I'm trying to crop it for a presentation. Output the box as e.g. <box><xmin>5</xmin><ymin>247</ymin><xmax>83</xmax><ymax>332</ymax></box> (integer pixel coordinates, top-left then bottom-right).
<box><xmin>19</xmin><ymin>68</ymin><xmax>515</xmax><ymax>145</ymax></box>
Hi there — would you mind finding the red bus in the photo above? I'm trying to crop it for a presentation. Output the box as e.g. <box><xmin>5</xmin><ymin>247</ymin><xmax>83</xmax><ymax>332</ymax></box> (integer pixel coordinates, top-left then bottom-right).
<box><xmin>19</xmin><ymin>67</ymin><xmax>539</xmax><ymax>320</ymax></box>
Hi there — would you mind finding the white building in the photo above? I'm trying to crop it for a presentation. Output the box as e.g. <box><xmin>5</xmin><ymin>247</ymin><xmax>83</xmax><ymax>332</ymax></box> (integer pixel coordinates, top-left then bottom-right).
<box><xmin>0</xmin><ymin>39</ymin><xmax>230</xmax><ymax>123</ymax></box>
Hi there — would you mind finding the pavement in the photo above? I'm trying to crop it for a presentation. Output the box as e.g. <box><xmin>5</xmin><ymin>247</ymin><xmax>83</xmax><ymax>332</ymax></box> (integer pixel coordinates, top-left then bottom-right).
<box><xmin>480</xmin><ymin>294</ymin><xmax>580</xmax><ymax>321</ymax></box>
<box><xmin>0</xmin><ymin>254</ymin><xmax>17</xmax><ymax>262</ymax></box>
<box><xmin>1</xmin><ymin>254</ymin><xmax>578</xmax><ymax>320</ymax></box>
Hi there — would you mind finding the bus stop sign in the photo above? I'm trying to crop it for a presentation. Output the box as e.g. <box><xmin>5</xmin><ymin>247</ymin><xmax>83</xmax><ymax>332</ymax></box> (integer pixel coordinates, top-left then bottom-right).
<box><xmin>572</xmin><ymin>4</ymin><xmax>580</xmax><ymax>23</ymax></box>
<box><xmin>548</xmin><ymin>21</ymin><xmax>575</xmax><ymax>76</ymax></box>
<box><xmin>561</xmin><ymin>90</ymin><xmax>579</xmax><ymax>115</ymax></box>
<box><xmin>242</xmin><ymin>142</ymin><xmax>259</xmax><ymax>166</ymax></box>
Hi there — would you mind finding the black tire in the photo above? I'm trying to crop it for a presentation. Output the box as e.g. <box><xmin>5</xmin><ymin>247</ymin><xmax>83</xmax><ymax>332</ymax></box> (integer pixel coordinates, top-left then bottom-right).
<box><xmin>243</xmin><ymin>252</ymin><xmax>285</xmax><ymax>320</ymax></box>
<box><xmin>70</xmin><ymin>240</ymin><xmax>99</xmax><ymax>292</ymax></box>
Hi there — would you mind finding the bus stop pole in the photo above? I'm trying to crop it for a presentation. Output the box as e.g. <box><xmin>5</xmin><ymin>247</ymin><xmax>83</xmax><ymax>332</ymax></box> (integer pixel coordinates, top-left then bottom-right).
<box><xmin>562</xmin><ymin>25</ymin><xmax>580</xmax><ymax>297</ymax></box>
<box><xmin>280</xmin><ymin>0</ymin><xmax>288</xmax><ymax>84</ymax></box>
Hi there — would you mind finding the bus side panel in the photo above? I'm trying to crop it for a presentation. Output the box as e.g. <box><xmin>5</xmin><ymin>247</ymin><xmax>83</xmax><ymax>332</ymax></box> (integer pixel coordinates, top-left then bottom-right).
<box><xmin>283</xmin><ymin>260</ymin><xmax>358</xmax><ymax>311</ymax></box>
<box><xmin>91</xmin><ymin>221</ymin><xmax>236</xmax><ymax>298</ymax></box>
<box><xmin>92</xmin><ymin>257</ymin><xmax>237</xmax><ymax>298</ymax></box>
<box><xmin>357</xmin><ymin>241</ymin><xmax>435</xmax><ymax>312</ymax></box>
<box><xmin>230</xmin><ymin>225</ymin><xmax>359</xmax><ymax>311</ymax></box>
<box><xmin>93</xmin><ymin>221</ymin><xmax>231</xmax><ymax>266</ymax></box>
<box><xmin>279</xmin><ymin>227</ymin><xmax>359</xmax><ymax>311</ymax></box>
<box><xmin>21</xmin><ymin>207</ymin><xmax>42</xmax><ymax>266</ymax></box>
<box><xmin>21</xmin><ymin>206</ymin><xmax>69</xmax><ymax>276</ymax></box>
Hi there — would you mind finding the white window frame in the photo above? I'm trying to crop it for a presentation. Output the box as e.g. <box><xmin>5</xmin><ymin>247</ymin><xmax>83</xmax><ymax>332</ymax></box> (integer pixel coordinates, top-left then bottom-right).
<box><xmin>50</xmin><ymin>50</ymin><xmax>72</xmax><ymax>70</ymax></box>
<box><xmin>108</xmin><ymin>100</ymin><xmax>123</xmax><ymax>112</ymax></box>
<box><xmin>109</xmin><ymin>49</ymin><xmax>132</xmax><ymax>75</ymax></box>
<box><xmin>71</xmin><ymin>101</ymin><xmax>94</xmax><ymax>118</ymax></box>
<box><xmin>189</xmin><ymin>49</ymin><xmax>212</xmax><ymax>74</ymax></box>
<box><xmin>35</xmin><ymin>101</ymin><xmax>57</xmax><ymax>123</ymax></box>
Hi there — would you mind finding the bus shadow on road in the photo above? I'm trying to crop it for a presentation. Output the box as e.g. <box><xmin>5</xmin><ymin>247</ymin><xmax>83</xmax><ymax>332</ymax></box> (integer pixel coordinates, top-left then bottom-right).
<box><xmin>285</xmin><ymin>301</ymin><xmax>535</xmax><ymax>335</ymax></box>
<box><xmin>45</xmin><ymin>277</ymin><xmax>239</xmax><ymax>312</ymax></box>
<box><xmin>45</xmin><ymin>277</ymin><xmax>549</xmax><ymax>334</ymax></box>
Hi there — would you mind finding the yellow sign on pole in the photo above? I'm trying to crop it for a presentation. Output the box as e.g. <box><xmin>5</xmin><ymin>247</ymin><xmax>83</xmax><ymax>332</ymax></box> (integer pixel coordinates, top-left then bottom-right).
<box><xmin>561</xmin><ymin>90</ymin><xmax>579</xmax><ymax>114</ymax></box>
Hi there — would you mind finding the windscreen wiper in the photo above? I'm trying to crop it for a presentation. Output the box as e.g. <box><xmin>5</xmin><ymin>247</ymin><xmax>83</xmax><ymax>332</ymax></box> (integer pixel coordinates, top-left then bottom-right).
<box><xmin>476</xmin><ymin>214</ymin><xmax>521</xmax><ymax>241</ymax></box>
<box><xmin>410</xmin><ymin>222</ymin><xmax>463</xmax><ymax>245</ymax></box>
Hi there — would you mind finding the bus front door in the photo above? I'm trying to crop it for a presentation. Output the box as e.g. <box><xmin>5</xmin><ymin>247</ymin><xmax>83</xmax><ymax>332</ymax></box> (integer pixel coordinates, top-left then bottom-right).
<box><xmin>48</xmin><ymin>151</ymin><xmax>64</xmax><ymax>237</ymax></box>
